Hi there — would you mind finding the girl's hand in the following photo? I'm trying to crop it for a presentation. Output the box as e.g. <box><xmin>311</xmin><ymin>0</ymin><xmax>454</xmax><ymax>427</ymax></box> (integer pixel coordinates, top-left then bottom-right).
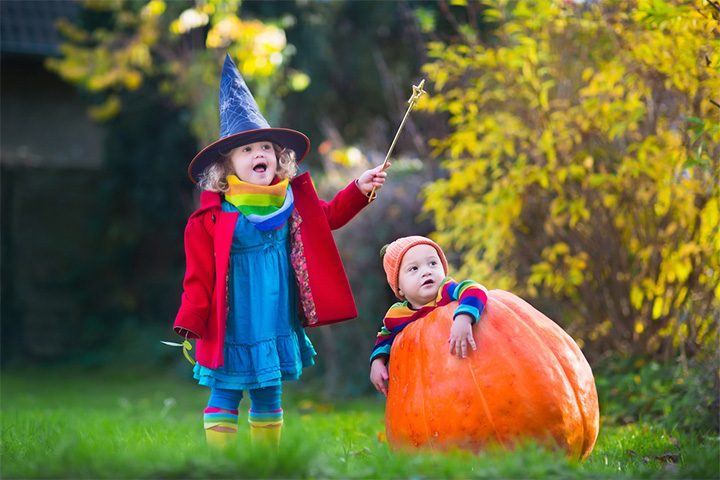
<box><xmin>449</xmin><ymin>313</ymin><xmax>476</xmax><ymax>358</ymax></box>
<box><xmin>356</xmin><ymin>163</ymin><xmax>391</xmax><ymax>197</ymax></box>
<box><xmin>370</xmin><ymin>358</ymin><xmax>390</xmax><ymax>396</ymax></box>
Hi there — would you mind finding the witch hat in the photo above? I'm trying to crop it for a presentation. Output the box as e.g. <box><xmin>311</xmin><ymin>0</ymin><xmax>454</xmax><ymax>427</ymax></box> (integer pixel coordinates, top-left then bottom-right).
<box><xmin>188</xmin><ymin>54</ymin><xmax>310</xmax><ymax>183</ymax></box>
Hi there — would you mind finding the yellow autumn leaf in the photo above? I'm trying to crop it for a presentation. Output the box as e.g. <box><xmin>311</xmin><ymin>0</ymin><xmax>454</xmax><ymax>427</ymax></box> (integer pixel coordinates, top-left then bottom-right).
<box><xmin>630</xmin><ymin>286</ymin><xmax>644</xmax><ymax>310</ymax></box>
<box><xmin>124</xmin><ymin>70</ymin><xmax>143</xmax><ymax>90</ymax></box>
<box><xmin>88</xmin><ymin>95</ymin><xmax>121</xmax><ymax>122</ymax></box>
<box><xmin>652</xmin><ymin>297</ymin><xmax>663</xmax><ymax>320</ymax></box>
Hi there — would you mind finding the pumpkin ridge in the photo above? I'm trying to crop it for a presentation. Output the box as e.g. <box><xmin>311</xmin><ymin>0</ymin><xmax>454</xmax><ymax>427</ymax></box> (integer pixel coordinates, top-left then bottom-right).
<box><xmin>418</xmin><ymin>317</ymin><xmax>435</xmax><ymax>452</ymax></box>
<box><xmin>465</xmin><ymin>349</ymin><xmax>502</xmax><ymax>444</ymax></box>
<box><xmin>553</xmin><ymin>333</ymin><xmax>597</xmax><ymax>457</ymax></box>
<box><xmin>494</xmin><ymin>291</ymin><xmax>592</xmax><ymax>458</ymax></box>
<box><xmin>487</xmin><ymin>294</ymin><xmax>581</xmax><ymax>453</ymax></box>
<box><xmin>558</xmin><ymin>330</ymin><xmax>598</xmax><ymax>457</ymax></box>
<box><xmin>485</xmin><ymin>297</ymin><xmax>554</xmax><ymax>437</ymax></box>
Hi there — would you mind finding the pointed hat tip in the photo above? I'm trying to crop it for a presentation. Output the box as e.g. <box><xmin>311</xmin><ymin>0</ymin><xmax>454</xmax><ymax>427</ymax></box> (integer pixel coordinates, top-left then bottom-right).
<box><xmin>222</xmin><ymin>53</ymin><xmax>237</xmax><ymax>73</ymax></box>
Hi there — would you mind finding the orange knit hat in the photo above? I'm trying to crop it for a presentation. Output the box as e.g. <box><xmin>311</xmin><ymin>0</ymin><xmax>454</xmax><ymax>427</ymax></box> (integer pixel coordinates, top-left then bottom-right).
<box><xmin>381</xmin><ymin>236</ymin><xmax>449</xmax><ymax>300</ymax></box>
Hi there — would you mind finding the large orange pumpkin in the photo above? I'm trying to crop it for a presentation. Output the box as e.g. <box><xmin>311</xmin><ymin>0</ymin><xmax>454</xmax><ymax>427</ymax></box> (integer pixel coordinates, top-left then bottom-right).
<box><xmin>385</xmin><ymin>289</ymin><xmax>599</xmax><ymax>459</ymax></box>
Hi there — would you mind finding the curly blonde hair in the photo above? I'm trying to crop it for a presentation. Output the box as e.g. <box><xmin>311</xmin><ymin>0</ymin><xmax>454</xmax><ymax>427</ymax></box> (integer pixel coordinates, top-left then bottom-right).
<box><xmin>197</xmin><ymin>143</ymin><xmax>297</xmax><ymax>192</ymax></box>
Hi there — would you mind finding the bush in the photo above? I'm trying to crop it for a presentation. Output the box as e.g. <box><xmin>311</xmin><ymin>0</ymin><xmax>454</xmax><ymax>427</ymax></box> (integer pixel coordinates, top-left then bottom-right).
<box><xmin>594</xmin><ymin>355</ymin><xmax>719</xmax><ymax>433</ymax></box>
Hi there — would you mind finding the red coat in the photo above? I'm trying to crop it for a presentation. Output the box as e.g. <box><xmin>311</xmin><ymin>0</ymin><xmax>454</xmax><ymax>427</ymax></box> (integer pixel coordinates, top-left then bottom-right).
<box><xmin>173</xmin><ymin>172</ymin><xmax>370</xmax><ymax>368</ymax></box>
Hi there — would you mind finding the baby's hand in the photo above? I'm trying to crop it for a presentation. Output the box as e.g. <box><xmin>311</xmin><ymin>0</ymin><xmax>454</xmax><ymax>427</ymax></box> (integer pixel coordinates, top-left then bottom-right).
<box><xmin>356</xmin><ymin>163</ymin><xmax>391</xmax><ymax>197</ymax></box>
<box><xmin>370</xmin><ymin>358</ymin><xmax>390</xmax><ymax>396</ymax></box>
<box><xmin>449</xmin><ymin>313</ymin><xmax>476</xmax><ymax>359</ymax></box>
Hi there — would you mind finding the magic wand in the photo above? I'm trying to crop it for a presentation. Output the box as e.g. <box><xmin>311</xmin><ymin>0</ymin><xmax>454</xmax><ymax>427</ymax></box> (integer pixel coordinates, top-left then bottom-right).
<box><xmin>368</xmin><ymin>79</ymin><xmax>426</xmax><ymax>202</ymax></box>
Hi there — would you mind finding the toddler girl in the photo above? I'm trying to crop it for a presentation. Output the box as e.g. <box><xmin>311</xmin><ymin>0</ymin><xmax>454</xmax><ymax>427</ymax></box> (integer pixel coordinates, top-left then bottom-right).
<box><xmin>173</xmin><ymin>54</ymin><xmax>387</xmax><ymax>449</ymax></box>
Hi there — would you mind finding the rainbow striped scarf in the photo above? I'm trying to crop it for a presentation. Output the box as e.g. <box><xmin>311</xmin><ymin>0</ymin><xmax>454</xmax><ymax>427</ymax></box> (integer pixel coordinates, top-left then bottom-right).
<box><xmin>225</xmin><ymin>175</ymin><xmax>294</xmax><ymax>231</ymax></box>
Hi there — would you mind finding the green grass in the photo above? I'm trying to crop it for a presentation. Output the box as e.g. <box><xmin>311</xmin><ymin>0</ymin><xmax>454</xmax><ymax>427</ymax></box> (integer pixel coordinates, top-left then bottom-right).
<box><xmin>2</xmin><ymin>368</ymin><xmax>718</xmax><ymax>479</ymax></box>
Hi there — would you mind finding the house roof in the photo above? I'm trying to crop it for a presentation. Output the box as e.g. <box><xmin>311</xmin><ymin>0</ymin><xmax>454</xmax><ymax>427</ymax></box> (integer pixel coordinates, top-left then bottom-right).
<box><xmin>1</xmin><ymin>0</ymin><xmax>78</xmax><ymax>57</ymax></box>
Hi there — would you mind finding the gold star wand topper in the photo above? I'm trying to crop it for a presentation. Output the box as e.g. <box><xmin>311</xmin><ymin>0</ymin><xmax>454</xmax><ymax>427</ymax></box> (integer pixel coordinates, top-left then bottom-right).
<box><xmin>368</xmin><ymin>79</ymin><xmax>426</xmax><ymax>202</ymax></box>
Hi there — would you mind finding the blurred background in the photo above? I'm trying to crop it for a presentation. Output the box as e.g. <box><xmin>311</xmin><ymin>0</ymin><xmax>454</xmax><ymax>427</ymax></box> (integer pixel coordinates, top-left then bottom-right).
<box><xmin>1</xmin><ymin>0</ymin><xmax>718</xmax><ymax>425</ymax></box>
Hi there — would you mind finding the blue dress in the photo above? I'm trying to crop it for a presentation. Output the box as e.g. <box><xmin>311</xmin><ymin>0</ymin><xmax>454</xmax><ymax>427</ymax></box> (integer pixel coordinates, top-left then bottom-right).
<box><xmin>193</xmin><ymin>201</ymin><xmax>316</xmax><ymax>390</ymax></box>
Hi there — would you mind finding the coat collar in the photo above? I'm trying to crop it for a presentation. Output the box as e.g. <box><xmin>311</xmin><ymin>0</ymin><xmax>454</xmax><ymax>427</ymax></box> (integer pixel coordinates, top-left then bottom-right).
<box><xmin>200</xmin><ymin>190</ymin><xmax>222</xmax><ymax>210</ymax></box>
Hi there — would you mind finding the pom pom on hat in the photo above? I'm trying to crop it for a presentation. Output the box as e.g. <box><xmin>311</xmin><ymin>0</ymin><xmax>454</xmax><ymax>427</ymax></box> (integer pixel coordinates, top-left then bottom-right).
<box><xmin>382</xmin><ymin>236</ymin><xmax>448</xmax><ymax>300</ymax></box>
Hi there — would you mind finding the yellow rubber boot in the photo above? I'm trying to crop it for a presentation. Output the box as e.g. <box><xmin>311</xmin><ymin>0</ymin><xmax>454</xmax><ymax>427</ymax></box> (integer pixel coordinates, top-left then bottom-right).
<box><xmin>205</xmin><ymin>426</ymin><xmax>236</xmax><ymax>450</ymax></box>
<box><xmin>250</xmin><ymin>424</ymin><xmax>281</xmax><ymax>450</ymax></box>
<box><xmin>204</xmin><ymin>407</ymin><xmax>239</xmax><ymax>451</ymax></box>
<box><xmin>248</xmin><ymin>409</ymin><xmax>283</xmax><ymax>450</ymax></box>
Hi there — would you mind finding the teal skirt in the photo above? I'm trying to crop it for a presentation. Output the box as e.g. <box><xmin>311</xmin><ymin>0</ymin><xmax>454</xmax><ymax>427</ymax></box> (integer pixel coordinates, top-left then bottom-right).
<box><xmin>194</xmin><ymin>202</ymin><xmax>316</xmax><ymax>390</ymax></box>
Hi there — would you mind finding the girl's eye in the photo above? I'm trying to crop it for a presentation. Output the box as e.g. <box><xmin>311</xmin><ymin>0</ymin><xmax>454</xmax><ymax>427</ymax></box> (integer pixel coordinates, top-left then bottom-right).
<box><xmin>263</xmin><ymin>144</ymin><xmax>272</xmax><ymax>150</ymax></box>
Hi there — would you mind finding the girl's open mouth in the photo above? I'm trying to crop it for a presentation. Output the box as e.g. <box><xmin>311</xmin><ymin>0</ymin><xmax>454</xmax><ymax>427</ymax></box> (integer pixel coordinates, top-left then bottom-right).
<box><xmin>253</xmin><ymin>162</ymin><xmax>267</xmax><ymax>173</ymax></box>
<box><xmin>422</xmin><ymin>279</ymin><xmax>434</xmax><ymax>286</ymax></box>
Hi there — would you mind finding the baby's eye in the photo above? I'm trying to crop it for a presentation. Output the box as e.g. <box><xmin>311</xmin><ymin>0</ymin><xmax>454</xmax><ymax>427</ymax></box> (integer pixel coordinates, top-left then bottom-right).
<box><xmin>242</xmin><ymin>146</ymin><xmax>251</xmax><ymax>152</ymax></box>
<box><xmin>263</xmin><ymin>144</ymin><xmax>272</xmax><ymax>150</ymax></box>
<box><xmin>430</xmin><ymin>260</ymin><xmax>438</xmax><ymax>266</ymax></box>
<box><xmin>408</xmin><ymin>266</ymin><xmax>418</xmax><ymax>272</ymax></box>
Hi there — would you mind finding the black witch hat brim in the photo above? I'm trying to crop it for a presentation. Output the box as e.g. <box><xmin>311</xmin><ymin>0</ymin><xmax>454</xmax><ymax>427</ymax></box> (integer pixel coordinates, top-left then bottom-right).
<box><xmin>188</xmin><ymin>127</ymin><xmax>310</xmax><ymax>184</ymax></box>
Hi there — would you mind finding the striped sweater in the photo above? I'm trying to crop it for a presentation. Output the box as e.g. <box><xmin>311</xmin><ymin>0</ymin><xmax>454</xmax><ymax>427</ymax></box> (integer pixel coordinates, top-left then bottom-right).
<box><xmin>370</xmin><ymin>277</ymin><xmax>488</xmax><ymax>362</ymax></box>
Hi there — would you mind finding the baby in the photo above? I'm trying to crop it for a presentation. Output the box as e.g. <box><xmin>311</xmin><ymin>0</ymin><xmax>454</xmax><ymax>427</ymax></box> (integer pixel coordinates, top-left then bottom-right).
<box><xmin>369</xmin><ymin>236</ymin><xmax>489</xmax><ymax>396</ymax></box>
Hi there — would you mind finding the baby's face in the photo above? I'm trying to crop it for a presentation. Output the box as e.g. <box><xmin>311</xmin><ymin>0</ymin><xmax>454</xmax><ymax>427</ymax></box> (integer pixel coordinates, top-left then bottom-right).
<box><xmin>229</xmin><ymin>141</ymin><xmax>277</xmax><ymax>186</ymax></box>
<box><xmin>397</xmin><ymin>244</ymin><xmax>445</xmax><ymax>309</ymax></box>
